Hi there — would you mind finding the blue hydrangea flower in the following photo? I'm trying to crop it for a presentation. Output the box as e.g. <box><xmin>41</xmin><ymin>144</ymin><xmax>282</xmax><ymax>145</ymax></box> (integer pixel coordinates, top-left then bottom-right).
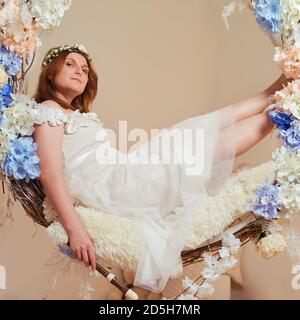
<box><xmin>0</xmin><ymin>45</ymin><xmax>22</xmax><ymax>76</ymax></box>
<box><xmin>1</xmin><ymin>137</ymin><xmax>40</xmax><ymax>182</ymax></box>
<box><xmin>0</xmin><ymin>113</ymin><xmax>6</xmax><ymax>125</ymax></box>
<box><xmin>278</xmin><ymin>121</ymin><xmax>300</xmax><ymax>152</ymax></box>
<box><xmin>254</xmin><ymin>0</ymin><xmax>281</xmax><ymax>34</ymax></box>
<box><xmin>0</xmin><ymin>83</ymin><xmax>13</xmax><ymax>111</ymax></box>
<box><xmin>269</xmin><ymin>110</ymin><xmax>294</xmax><ymax>132</ymax></box>
<box><xmin>250</xmin><ymin>183</ymin><xmax>282</xmax><ymax>220</ymax></box>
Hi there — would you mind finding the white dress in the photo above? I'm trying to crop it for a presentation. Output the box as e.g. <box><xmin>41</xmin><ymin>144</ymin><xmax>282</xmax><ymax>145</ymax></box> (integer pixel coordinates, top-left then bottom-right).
<box><xmin>42</xmin><ymin>104</ymin><xmax>236</xmax><ymax>293</ymax></box>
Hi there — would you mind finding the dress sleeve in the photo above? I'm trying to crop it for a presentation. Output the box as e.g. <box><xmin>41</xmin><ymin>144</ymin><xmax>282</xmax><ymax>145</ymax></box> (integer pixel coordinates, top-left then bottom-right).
<box><xmin>33</xmin><ymin>104</ymin><xmax>69</xmax><ymax>127</ymax></box>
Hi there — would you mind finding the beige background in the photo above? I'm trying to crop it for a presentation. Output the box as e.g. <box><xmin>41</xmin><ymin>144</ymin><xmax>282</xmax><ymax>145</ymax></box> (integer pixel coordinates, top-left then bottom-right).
<box><xmin>0</xmin><ymin>0</ymin><xmax>300</xmax><ymax>299</ymax></box>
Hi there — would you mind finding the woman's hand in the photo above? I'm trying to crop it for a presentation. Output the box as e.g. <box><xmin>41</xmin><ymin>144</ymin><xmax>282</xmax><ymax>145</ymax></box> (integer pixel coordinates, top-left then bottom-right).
<box><xmin>34</xmin><ymin>101</ymin><xmax>97</xmax><ymax>272</ymax></box>
<box><xmin>67</xmin><ymin>220</ymin><xmax>97</xmax><ymax>271</ymax></box>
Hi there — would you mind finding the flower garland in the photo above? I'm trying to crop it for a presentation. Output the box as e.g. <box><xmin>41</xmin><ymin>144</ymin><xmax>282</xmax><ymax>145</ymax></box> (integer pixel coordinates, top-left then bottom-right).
<box><xmin>221</xmin><ymin>0</ymin><xmax>300</xmax><ymax>283</ymax></box>
<box><xmin>0</xmin><ymin>0</ymin><xmax>72</xmax><ymax>59</ymax></box>
<box><xmin>243</xmin><ymin>0</ymin><xmax>300</xmax><ymax>260</ymax></box>
<box><xmin>42</xmin><ymin>43</ymin><xmax>91</xmax><ymax>67</ymax></box>
<box><xmin>0</xmin><ymin>0</ymin><xmax>72</xmax><ymax>181</ymax></box>
<box><xmin>167</xmin><ymin>0</ymin><xmax>300</xmax><ymax>300</ymax></box>
<box><xmin>1</xmin><ymin>0</ymin><xmax>300</xmax><ymax>300</ymax></box>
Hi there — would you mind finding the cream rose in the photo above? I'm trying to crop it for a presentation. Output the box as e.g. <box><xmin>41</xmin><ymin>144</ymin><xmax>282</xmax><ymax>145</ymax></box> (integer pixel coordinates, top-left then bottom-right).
<box><xmin>256</xmin><ymin>233</ymin><xmax>287</xmax><ymax>259</ymax></box>
<box><xmin>281</xmin><ymin>0</ymin><xmax>300</xmax><ymax>47</ymax></box>
<box><xmin>29</xmin><ymin>0</ymin><xmax>72</xmax><ymax>29</ymax></box>
<box><xmin>0</xmin><ymin>65</ymin><xmax>8</xmax><ymax>89</ymax></box>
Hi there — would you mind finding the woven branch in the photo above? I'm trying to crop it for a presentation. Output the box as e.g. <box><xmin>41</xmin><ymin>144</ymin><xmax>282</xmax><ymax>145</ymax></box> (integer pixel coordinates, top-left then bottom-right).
<box><xmin>5</xmin><ymin>173</ymin><xmax>263</xmax><ymax>299</ymax></box>
<box><xmin>8</xmin><ymin>177</ymin><xmax>49</xmax><ymax>227</ymax></box>
<box><xmin>6</xmin><ymin>176</ymin><xmax>138</xmax><ymax>298</ymax></box>
<box><xmin>181</xmin><ymin>218</ymin><xmax>261</xmax><ymax>266</ymax></box>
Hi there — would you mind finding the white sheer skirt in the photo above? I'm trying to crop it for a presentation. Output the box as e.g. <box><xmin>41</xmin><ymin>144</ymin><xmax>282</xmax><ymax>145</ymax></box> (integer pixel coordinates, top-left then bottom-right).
<box><xmin>62</xmin><ymin>104</ymin><xmax>237</xmax><ymax>293</ymax></box>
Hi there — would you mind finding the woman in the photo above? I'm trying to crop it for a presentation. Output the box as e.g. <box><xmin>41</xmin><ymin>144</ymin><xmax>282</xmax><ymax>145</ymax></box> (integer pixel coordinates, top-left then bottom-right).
<box><xmin>33</xmin><ymin>43</ymin><xmax>290</xmax><ymax>293</ymax></box>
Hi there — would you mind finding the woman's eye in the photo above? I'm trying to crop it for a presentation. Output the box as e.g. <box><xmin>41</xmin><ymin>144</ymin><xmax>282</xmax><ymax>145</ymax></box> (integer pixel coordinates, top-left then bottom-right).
<box><xmin>66</xmin><ymin>62</ymin><xmax>73</xmax><ymax>67</ymax></box>
<box><xmin>83</xmin><ymin>69</ymin><xmax>88</xmax><ymax>74</ymax></box>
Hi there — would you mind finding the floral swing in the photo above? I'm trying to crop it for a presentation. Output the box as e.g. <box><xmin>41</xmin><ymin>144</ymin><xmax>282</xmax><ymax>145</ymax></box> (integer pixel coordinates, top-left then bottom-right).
<box><xmin>1</xmin><ymin>0</ymin><xmax>300</xmax><ymax>300</ymax></box>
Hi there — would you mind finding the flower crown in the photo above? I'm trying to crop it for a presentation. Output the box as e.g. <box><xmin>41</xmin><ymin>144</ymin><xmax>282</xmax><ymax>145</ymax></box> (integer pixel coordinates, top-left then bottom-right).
<box><xmin>42</xmin><ymin>43</ymin><xmax>92</xmax><ymax>67</ymax></box>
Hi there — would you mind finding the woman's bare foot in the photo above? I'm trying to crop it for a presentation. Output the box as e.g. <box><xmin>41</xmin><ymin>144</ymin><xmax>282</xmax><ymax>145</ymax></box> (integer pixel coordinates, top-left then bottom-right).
<box><xmin>265</xmin><ymin>73</ymin><xmax>293</xmax><ymax>96</ymax></box>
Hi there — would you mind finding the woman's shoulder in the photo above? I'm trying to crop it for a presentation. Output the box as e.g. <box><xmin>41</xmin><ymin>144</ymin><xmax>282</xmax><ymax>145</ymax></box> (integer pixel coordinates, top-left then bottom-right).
<box><xmin>35</xmin><ymin>100</ymin><xmax>70</xmax><ymax>127</ymax></box>
<box><xmin>40</xmin><ymin>100</ymin><xmax>72</xmax><ymax>115</ymax></box>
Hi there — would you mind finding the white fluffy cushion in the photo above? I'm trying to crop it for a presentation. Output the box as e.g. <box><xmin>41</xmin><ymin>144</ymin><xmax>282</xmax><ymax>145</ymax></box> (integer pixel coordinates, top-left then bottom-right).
<box><xmin>47</xmin><ymin>161</ymin><xmax>275</xmax><ymax>272</ymax></box>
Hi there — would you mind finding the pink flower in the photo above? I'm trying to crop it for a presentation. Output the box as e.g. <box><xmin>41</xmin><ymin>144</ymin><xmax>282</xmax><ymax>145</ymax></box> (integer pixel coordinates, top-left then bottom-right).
<box><xmin>274</xmin><ymin>46</ymin><xmax>300</xmax><ymax>80</ymax></box>
<box><xmin>0</xmin><ymin>0</ymin><xmax>41</xmax><ymax>58</ymax></box>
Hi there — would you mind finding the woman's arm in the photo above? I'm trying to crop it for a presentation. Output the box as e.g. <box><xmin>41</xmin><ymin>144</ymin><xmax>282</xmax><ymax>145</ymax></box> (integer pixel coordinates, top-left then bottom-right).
<box><xmin>33</xmin><ymin>101</ymin><xmax>96</xmax><ymax>271</ymax></box>
<box><xmin>232</xmin><ymin>73</ymin><xmax>291</xmax><ymax>124</ymax></box>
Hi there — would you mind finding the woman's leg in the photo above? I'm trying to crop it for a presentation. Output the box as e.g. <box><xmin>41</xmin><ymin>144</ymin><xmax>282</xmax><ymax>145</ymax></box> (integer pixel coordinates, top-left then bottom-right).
<box><xmin>235</xmin><ymin>110</ymin><xmax>275</xmax><ymax>157</ymax></box>
<box><xmin>231</xmin><ymin>92</ymin><xmax>270</xmax><ymax>124</ymax></box>
<box><xmin>230</xmin><ymin>74</ymin><xmax>290</xmax><ymax>125</ymax></box>
<box><xmin>214</xmin><ymin>75</ymin><xmax>291</xmax><ymax>158</ymax></box>
<box><xmin>220</xmin><ymin>109</ymin><xmax>275</xmax><ymax>158</ymax></box>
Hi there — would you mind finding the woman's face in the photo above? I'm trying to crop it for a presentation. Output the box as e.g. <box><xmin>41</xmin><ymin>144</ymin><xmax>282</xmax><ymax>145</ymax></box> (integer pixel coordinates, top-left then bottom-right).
<box><xmin>53</xmin><ymin>52</ymin><xmax>89</xmax><ymax>99</ymax></box>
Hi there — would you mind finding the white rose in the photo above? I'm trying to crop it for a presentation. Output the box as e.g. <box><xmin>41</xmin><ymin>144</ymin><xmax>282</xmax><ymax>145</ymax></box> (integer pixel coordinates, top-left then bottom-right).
<box><xmin>77</xmin><ymin>44</ymin><xmax>88</xmax><ymax>54</ymax></box>
<box><xmin>290</xmin><ymin>102</ymin><xmax>300</xmax><ymax>119</ymax></box>
<box><xmin>272</xmin><ymin>146</ymin><xmax>300</xmax><ymax>185</ymax></box>
<box><xmin>29</xmin><ymin>0</ymin><xmax>72</xmax><ymax>29</ymax></box>
<box><xmin>0</xmin><ymin>65</ymin><xmax>8</xmax><ymax>89</ymax></box>
<box><xmin>0</xmin><ymin>133</ymin><xmax>10</xmax><ymax>163</ymax></box>
<box><xmin>3</xmin><ymin>93</ymin><xmax>38</xmax><ymax>136</ymax></box>
<box><xmin>256</xmin><ymin>233</ymin><xmax>287</xmax><ymax>259</ymax></box>
<box><xmin>278</xmin><ymin>184</ymin><xmax>300</xmax><ymax>213</ymax></box>
<box><xmin>281</xmin><ymin>0</ymin><xmax>300</xmax><ymax>47</ymax></box>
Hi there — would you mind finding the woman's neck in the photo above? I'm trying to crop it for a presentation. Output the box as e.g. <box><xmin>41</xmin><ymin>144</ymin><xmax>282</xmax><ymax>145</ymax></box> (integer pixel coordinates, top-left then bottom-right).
<box><xmin>54</xmin><ymin>92</ymin><xmax>77</xmax><ymax>110</ymax></box>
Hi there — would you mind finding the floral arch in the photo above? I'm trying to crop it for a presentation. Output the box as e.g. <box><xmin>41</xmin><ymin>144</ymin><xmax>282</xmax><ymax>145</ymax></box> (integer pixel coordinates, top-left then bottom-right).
<box><xmin>0</xmin><ymin>0</ymin><xmax>300</xmax><ymax>300</ymax></box>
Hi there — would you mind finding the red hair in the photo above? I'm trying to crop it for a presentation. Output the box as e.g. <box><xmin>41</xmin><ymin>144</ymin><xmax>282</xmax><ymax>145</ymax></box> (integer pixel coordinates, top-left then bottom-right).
<box><xmin>33</xmin><ymin>49</ymin><xmax>98</xmax><ymax>113</ymax></box>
